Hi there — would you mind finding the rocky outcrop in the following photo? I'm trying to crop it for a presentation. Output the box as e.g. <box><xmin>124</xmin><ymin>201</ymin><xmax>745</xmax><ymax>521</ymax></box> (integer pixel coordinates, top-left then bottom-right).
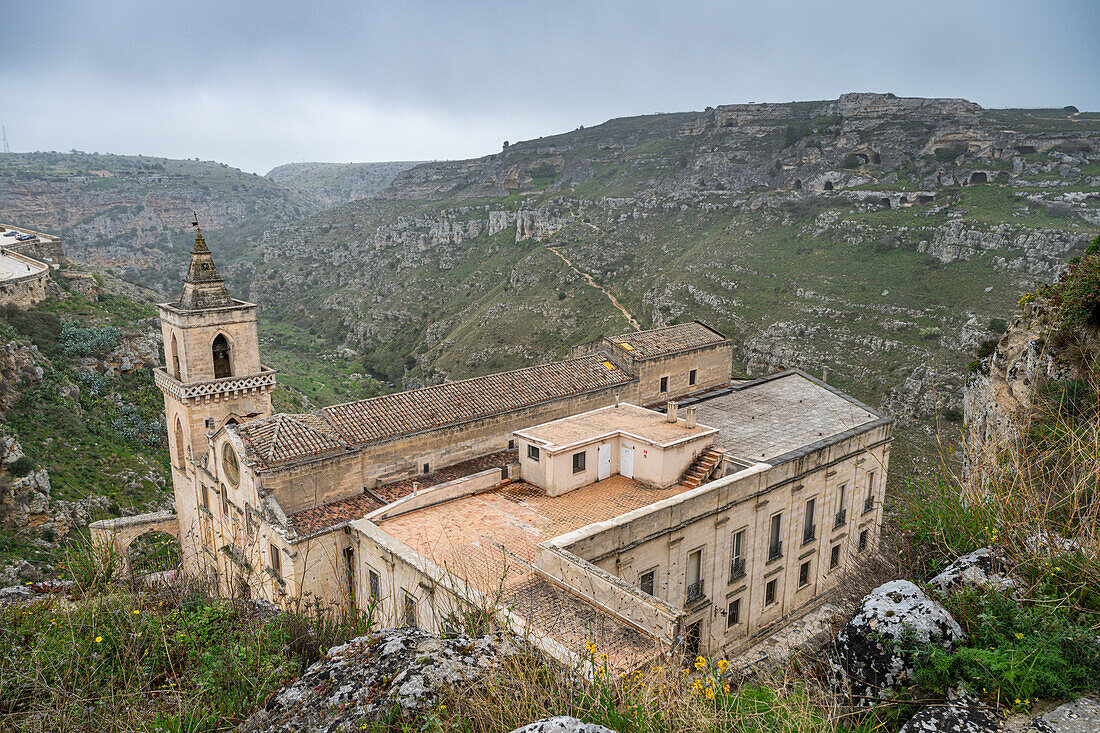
<box><xmin>899</xmin><ymin>694</ymin><xmax>999</xmax><ymax>733</ymax></box>
<box><xmin>963</xmin><ymin>296</ymin><xmax>1098</xmax><ymax>459</ymax></box>
<box><xmin>830</xmin><ymin>580</ymin><xmax>965</xmax><ymax>703</ymax></box>
<box><xmin>508</xmin><ymin>718</ymin><xmax>618</xmax><ymax>733</ymax></box>
<box><xmin>0</xmin><ymin>340</ymin><xmax>46</xmax><ymax>411</ymax></box>
<box><xmin>929</xmin><ymin>548</ymin><xmax>1016</xmax><ymax>598</ymax></box>
<box><xmin>1028</xmin><ymin>696</ymin><xmax>1100</xmax><ymax>732</ymax></box>
<box><xmin>243</xmin><ymin>628</ymin><xmax>526</xmax><ymax>731</ymax></box>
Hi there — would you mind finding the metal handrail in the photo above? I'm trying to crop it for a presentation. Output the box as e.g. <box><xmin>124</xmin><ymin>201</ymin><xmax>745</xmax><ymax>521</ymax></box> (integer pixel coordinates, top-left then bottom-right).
<box><xmin>686</xmin><ymin>579</ymin><xmax>705</xmax><ymax>603</ymax></box>
<box><xmin>729</xmin><ymin>557</ymin><xmax>746</xmax><ymax>582</ymax></box>
<box><xmin>768</xmin><ymin>540</ymin><xmax>783</xmax><ymax>562</ymax></box>
<box><xmin>834</xmin><ymin>509</ymin><xmax>847</xmax><ymax>528</ymax></box>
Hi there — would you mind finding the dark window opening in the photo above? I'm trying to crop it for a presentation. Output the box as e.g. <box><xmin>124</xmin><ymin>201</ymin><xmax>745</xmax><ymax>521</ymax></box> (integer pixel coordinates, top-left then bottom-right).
<box><xmin>220</xmin><ymin>486</ymin><xmax>229</xmax><ymax>516</ymax></box>
<box><xmin>269</xmin><ymin>544</ymin><xmax>282</xmax><ymax>576</ymax></box>
<box><xmin>572</xmin><ymin>451</ymin><xmax>586</xmax><ymax>474</ymax></box>
<box><xmin>639</xmin><ymin>570</ymin><xmax>655</xmax><ymax>596</ymax></box>
<box><xmin>422</xmin><ymin>463</ymin><xmax>430</xmax><ymax>474</ymax></box>
<box><xmin>403</xmin><ymin>593</ymin><xmax>417</xmax><ymax>627</ymax></box>
<box><xmin>527</xmin><ymin>444</ymin><xmax>540</xmax><ymax>462</ymax></box>
<box><xmin>859</xmin><ymin>530</ymin><xmax>869</xmax><ymax>552</ymax></box>
<box><xmin>660</xmin><ymin>376</ymin><xmax>669</xmax><ymax>393</ymax></box>
<box><xmin>212</xmin><ymin>334</ymin><xmax>232</xmax><ymax>379</ymax></box>
<box><xmin>344</xmin><ymin>547</ymin><xmax>355</xmax><ymax>605</ymax></box>
<box><xmin>764</xmin><ymin>579</ymin><xmax>777</xmax><ymax>606</ymax></box>
<box><xmin>508</xmin><ymin>439</ymin><xmax>515</xmax><ymax>450</ymax></box>
<box><xmin>726</xmin><ymin>598</ymin><xmax>741</xmax><ymax>628</ymax></box>
<box><xmin>369</xmin><ymin>569</ymin><xmax>381</xmax><ymax>602</ymax></box>
<box><xmin>688</xmin><ymin>369</ymin><xmax>697</xmax><ymax>386</ymax></box>
<box><xmin>798</xmin><ymin>561</ymin><xmax>811</xmax><ymax>587</ymax></box>
<box><xmin>684</xmin><ymin>620</ymin><xmax>702</xmax><ymax>659</ymax></box>
<box><xmin>830</xmin><ymin>544</ymin><xmax>841</xmax><ymax>569</ymax></box>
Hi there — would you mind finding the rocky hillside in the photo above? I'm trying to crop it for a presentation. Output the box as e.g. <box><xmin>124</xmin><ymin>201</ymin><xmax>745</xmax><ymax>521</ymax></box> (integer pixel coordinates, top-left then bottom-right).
<box><xmin>249</xmin><ymin>94</ymin><xmax>1099</xmax><ymax>438</ymax></box>
<box><xmin>266</xmin><ymin>161</ymin><xmax>424</xmax><ymax>208</ymax></box>
<box><xmin>0</xmin><ymin>152</ymin><xmax>322</xmax><ymax>295</ymax></box>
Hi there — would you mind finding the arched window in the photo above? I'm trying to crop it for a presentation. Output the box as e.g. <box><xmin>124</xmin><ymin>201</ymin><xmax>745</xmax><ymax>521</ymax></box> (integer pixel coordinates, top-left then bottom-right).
<box><xmin>212</xmin><ymin>334</ymin><xmax>232</xmax><ymax>378</ymax></box>
<box><xmin>170</xmin><ymin>334</ymin><xmax>182</xmax><ymax>380</ymax></box>
<box><xmin>174</xmin><ymin>417</ymin><xmax>186</xmax><ymax>468</ymax></box>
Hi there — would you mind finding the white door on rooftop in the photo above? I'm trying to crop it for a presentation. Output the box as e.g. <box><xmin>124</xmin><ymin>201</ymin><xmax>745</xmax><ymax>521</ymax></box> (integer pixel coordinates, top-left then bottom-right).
<box><xmin>620</xmin><ymin>444</ymin><xmax>634</xmax><ymax>478</ymax></box>
<box><xmin>597</xmin><ymin>443</ymin><xmax>611</xmax><ymax>480</ymax></box>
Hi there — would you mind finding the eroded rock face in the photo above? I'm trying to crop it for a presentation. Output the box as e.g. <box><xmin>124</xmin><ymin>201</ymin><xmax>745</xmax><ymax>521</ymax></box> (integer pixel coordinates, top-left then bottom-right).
<box><xmin>899</xmin><ymin>694</ymin><xmax>999</xmax><ymax>733</ymax></box>
<box><xmin>508</xmin><ymin>717</ymin><xmax>618</xmax><ymax>733</ymax></box>
<box><xmin>1028</xmin><ymin>697</ymin><xmax>1100</xmax><ymax>732</ymax></box>
<box><xmin>829</xmin><ymin>580</ymin><xmax>965</xmax><ymax>703</ymax></box>
<box><xmin>929</xmin><ymin>548</ymin><xmax>1016</xmax><ymax>598</ymax></box>
<box><xmin>243</xmin><ymin>628</ymin><xmax>526</xmax><ymax>732</ymax></box>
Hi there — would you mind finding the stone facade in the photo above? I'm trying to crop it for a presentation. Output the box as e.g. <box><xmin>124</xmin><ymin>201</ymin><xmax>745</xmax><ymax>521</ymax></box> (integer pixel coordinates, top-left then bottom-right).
<box><xmin>100</xmin><ymin>234</ymin><xmax>892</xmax><ymax>672</ymax></box>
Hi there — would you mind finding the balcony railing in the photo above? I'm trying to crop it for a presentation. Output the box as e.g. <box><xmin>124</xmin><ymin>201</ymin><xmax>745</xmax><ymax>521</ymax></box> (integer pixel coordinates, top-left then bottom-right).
<box><xmin>803</xmin><ymin>524</ymin><xmax>817</xmax><ymax>544</ymax></box>
<box><xmin>864</xmin><ymin>495</ymin><xmax>875</xmax><ymax>514</ymax></box>
<box><xmin>768</xmin><ymin>539</ymin><xmax>783</xmax><ymax>562</ymax></box>
<box><xmin>729</xmin><ymin>557</ymin><xmax>746</xmax><ymax>583</ymax></box>
<box><xmin>834</xmin><ymin>509</ymin><xmax>847</xmax><ymax>528</ymax></box>
<box><xmin>686</xmin><ymin>579</ymin><xmax>705</xmax><ymax>603</ymax></box>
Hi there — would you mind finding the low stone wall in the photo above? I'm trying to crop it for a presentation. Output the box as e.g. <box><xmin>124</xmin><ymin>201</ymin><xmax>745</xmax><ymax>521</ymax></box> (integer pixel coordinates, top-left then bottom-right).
<box><xmin>534</xmin><ymin>542</ymin><xmax>682</xmax><ymax>647</ymax></box>
<box><xmin>365</xmin><ymin>465</ymin><xmax>515</xmax><ymax>522</ymax></box>
<box><xmin>0</xmin><ymin>250</ymin><xmax>49</xmax><ymax>309</ymax></box>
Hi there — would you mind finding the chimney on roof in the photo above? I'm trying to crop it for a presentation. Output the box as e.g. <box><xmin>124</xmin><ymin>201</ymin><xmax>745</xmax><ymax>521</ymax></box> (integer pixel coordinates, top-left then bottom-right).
<box><xmin>412</xmin><ymin>482</ymin><xmax>420</xmax><ymax>495</ymax></box>
<box><xmin>614</xmin><ymin>393</ymin><xmax>620</xmax><ymax>407</ymax></box>
<box><xmin>685</xmin><ymin>407</ymin><xmax>697</xmax><ymax>429</ymax></box>
<box><xmin>666</xmin><ymin>401</ymin><xmax>678</xmax><ymax>423</ymax></box>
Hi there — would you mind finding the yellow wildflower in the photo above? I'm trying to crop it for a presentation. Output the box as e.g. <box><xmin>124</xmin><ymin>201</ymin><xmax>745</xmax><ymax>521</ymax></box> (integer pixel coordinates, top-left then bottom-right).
<box><xmin>694</xmin><ymin>655</ymin><xmax>707</xmax><ymax>670</ymax></box>
<box><xmin>95</xmin><ymin>636</ymin><xmax>103</xmax><ymax>643</ymax></box>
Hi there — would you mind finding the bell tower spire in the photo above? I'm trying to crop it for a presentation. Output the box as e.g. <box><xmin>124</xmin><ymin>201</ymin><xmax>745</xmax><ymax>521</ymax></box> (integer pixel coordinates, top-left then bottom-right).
<box><xmin>179</xmin><ymin>223</ymin><xmax>233</xmax><ymax>310</ymax></box>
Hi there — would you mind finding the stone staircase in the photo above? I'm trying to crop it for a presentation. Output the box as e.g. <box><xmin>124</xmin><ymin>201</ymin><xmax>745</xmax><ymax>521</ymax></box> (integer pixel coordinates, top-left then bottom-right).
<box><xmin>680</xmin><ymin>447</ymin><xmax>724</xmax><ymax>489</ymax></box>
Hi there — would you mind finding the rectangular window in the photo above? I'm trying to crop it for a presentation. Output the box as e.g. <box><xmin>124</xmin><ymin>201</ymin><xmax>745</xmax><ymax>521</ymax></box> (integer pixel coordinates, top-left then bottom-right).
<box><xmin>689</xmin><ymin>369</ymin><xmax>697</xmax><ymax>386</ymax></box>
<box><xmin>830</xmin><ymin>544</ymin><xmax>841</xmax><ymax>569</ymax></box>
<box><xmin>799</xmin><ymin>560</ymin><xmax>811</xmax><ymax>587</ymax></box>
<box><xmin>838</xmin><ymin>483</ymin><xmax>847</xmax><ymax>510</ymax></box>
<box><xmin>639</xmin><ymin>569</ymin><xmax>655</xmax><ymax>596</ymax></box>
<box><xmin>768</xmin><ymin>513</ymin><xmax>783</xmax><ymax>560</ymax></box>
<box><xmin>368</xmin><ymin>569</ymin><xmax>381</xmax><ymax>602</ymax></box>
<box><xmin>572</xmin><ymin>451</ymin><xmax>586</xmax><ymax>474</ymax></box>
<box><xmin>508</xmin><ymin>439</ymin><xmax>515</xmax><ymax>450</ymax></box>
<box><xmin>726</xmin><ymin>598</ymin><xmax>741</xmax><ymax>628</ymax></box>
<box><xmin>764</xmin><ymin>579</ymin><xmax>777</xmax><ymax>606</ymax></box>
<box><xmin>527</xmin><ymin>444</ymin><xmax>540</xmax><ymax>461</ymax></box>
<box><xmin>200</xmin><ymin>484</ymin><xmax>209</xmax><ymax>510</ymax></box>
<box><xmin>269</xmin><ymin>544</ymin><xmax>282</xmax><ymax>576</ymax></box>
<box><xmin>803</xmin><ymin>498</ymin><xmax>816</xmax><ymax>543</ymax></box>
<box><xmin>835</xmin><ymin>483</ymin><xmax>847</xmax><ymax>527</ymax></box>
<box><xmin>686</xmin><ymin>548</ymin><xmax>704</xmax><ymax>601</ymax></box>
<box><xmin>403</xmin><ymin>593</ymin><xmax>417</xmax><ymax>628</ymax></box>
<box><xmin>660</xmin><ymin>376</ymin><xmax>669</xmax><ymax>393</ymax></box>
<box><xmin>859</xmin><ymin>529</ymin><xmax>869</xmax><ymax>551</ymax></box>
<box><xmin>221</xmin><ymin>487</ymin><xmax>229</xmax><ymax>516</ymax></box>
<box><xmin>422</xmin><ymin>463</ymin><xmax>430</xmax><ymax>474</ymax></box>
<box><xmin>343</xmin><ymin>547</ymin><xmax>355</xmax><ymax>605</ymax></box>
<box><xmin>729</xmin><ymin>530</ymin><xmax>746</xmax><ymax>581</ymax></box>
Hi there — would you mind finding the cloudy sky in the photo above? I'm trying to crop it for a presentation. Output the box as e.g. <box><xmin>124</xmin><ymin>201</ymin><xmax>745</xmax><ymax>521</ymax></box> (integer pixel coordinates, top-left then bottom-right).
<box><xmin>5</xmin><ymin>1</ymin><xmax>1098</xmax><ymax>174</ymax></box>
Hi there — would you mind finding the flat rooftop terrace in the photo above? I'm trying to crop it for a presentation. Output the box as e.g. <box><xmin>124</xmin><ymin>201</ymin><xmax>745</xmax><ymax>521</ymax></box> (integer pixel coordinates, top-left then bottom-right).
<box><xmin>0</xmin><ymin>251</ymin><xmax>47</xmax><ymax>281</ymax></box>
<box><xmin>378</xmin><ymin>475</ymin><xmax>691</xmax><ymax>667</ymax></box>
<box><xmin>516</xmin><ymin>403</ymin><xmax>714</xmax><ymax>450</ymax></box>
<box><xmin>687</xmin><ymin>370</ymin><xmax>888</xmax><ymax>464</ymax></box>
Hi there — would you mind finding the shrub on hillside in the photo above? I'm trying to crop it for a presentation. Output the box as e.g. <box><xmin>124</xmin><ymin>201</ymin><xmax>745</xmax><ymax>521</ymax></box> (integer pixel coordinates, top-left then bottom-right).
<box><xmin>1046</xmin><ymin>252</ymin><xmax>1100</xmax><ymax>329</ymax></box>
<box><xmin>59</xmin><ymin>322</ymin><xmax>120</xmax><ymax>358</ymax></box>
<box><xmin>7</xmin><ymin>455</ymin><xmax>35</xmax><ymax>478</ymax></box>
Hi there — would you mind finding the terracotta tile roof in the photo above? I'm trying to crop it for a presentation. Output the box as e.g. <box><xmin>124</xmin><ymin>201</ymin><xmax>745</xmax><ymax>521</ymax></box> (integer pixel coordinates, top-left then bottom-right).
<box><xmin>375</xmin><ymin>449</ymin><xmax>517</xmax><ymax>503</ymax></box>
<box><xmin>287</xmin><ymin>491</ymin><xmax>383</xmax><ymax>537</ymax></box>
<box><xmin>321</xmin><ymin>354</ymin><xmax>634</xmax><ymax>446</ymax></box>
<box><xmin>608</xmin><ymin>321</ymin><xmax>726</xmax><ymax>360</ymax></box>
<box><xmin>235</xmin><ymin>413</ymin><xmax>351</xmax><ymax>469</ymax></box>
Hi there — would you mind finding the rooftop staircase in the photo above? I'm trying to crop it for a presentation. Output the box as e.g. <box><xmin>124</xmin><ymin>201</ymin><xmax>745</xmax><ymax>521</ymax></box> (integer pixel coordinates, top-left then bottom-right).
<box><xmin>680</xmin><ymin>447</ymin><xmax>724</xmax><ymax>489</ymax></box>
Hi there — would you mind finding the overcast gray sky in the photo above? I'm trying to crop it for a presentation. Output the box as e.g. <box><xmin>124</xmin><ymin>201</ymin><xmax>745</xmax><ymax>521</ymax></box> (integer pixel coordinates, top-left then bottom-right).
<box><xmin>4</xmin><ymin>1</ymin><xmax>1097</xmax><ymax>174</ymax></box>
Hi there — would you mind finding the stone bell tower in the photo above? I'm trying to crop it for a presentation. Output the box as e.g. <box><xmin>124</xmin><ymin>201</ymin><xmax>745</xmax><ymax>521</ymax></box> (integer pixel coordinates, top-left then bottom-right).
<box><xmin>154</xmin><ymin>228</ymin><xmax>275</xmax><ymax>566</ymax></box>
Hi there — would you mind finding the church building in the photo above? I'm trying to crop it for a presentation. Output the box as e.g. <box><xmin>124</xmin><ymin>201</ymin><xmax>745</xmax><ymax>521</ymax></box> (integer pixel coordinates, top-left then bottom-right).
<box><xmin>96</xmin><ymin>232</ymin><xmax>893</xmax><ymax>669</ymax></box>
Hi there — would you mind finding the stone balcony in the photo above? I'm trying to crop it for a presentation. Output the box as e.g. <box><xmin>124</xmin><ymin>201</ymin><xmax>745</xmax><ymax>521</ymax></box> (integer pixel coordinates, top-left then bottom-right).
<box><xmin>154</xmin><ymin>366</ymin><xmax>277</xmax><ymax>404</ymax></box>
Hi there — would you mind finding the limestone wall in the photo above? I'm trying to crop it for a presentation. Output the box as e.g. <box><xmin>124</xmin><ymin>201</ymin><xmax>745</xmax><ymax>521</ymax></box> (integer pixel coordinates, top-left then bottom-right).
<box><xmin>630</xmin><ymin>343</ymin><xmax>734</xmax><ymax>405</ymax></box>
<box><xmin>549</xmin><ymin>424</ymin><xmax>891</xmax><ymax>656</ymax></box>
